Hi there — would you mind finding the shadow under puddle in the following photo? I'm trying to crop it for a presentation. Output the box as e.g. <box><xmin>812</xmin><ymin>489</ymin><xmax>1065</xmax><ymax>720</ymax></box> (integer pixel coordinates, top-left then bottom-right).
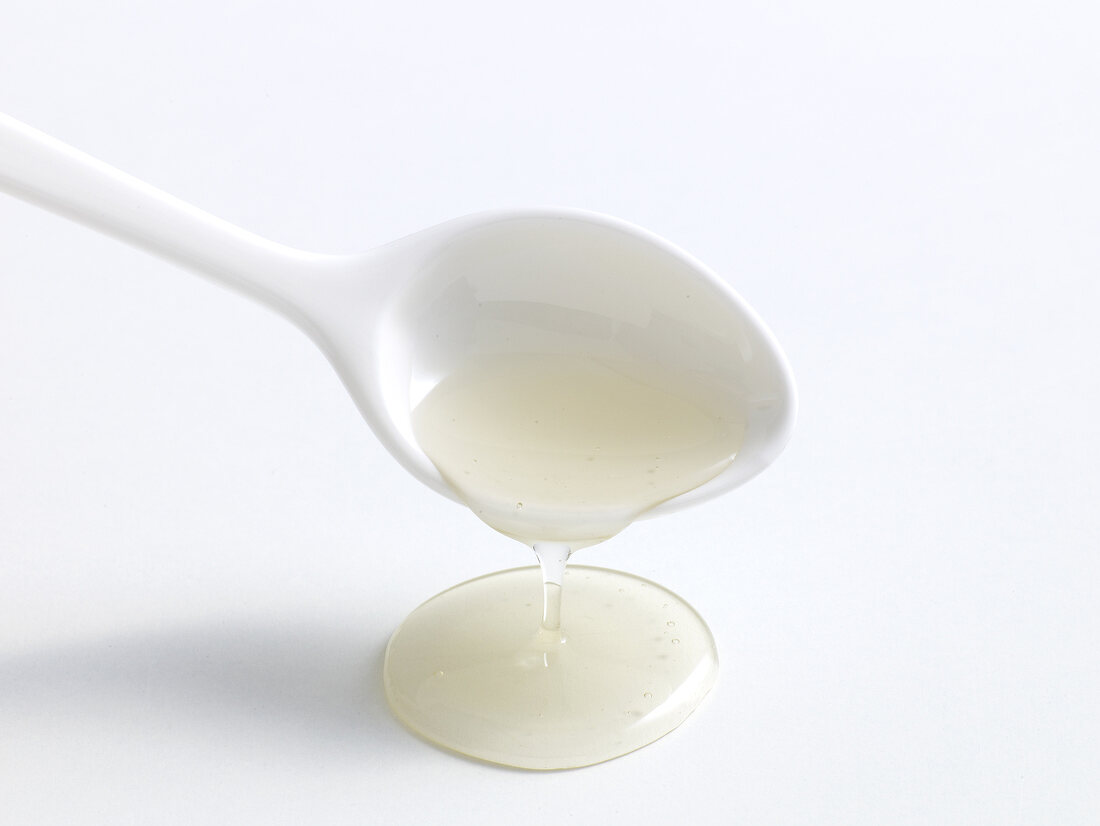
<box><xmin>0</xmin><ymin>617</ymin><xmax>414</xmax><ymax>759</ymax></box>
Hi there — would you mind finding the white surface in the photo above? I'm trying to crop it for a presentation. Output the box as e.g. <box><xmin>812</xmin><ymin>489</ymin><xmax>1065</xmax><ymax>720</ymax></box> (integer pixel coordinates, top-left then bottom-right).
<box><xmin>1</xmin><ymin>1</ymin><xmax>1097</xmax><ymax>823</ymax></box>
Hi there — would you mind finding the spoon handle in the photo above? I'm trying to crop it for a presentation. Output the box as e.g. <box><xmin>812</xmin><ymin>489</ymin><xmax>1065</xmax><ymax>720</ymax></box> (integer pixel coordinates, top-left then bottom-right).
<box><xmin>0</xmin><ymin>112</ymin><xmax>334</xmax><ymax>322</ymax></box>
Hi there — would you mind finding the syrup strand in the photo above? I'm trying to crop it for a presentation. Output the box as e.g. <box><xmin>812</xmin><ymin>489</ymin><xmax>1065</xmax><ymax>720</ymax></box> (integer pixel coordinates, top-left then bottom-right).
<box><xmin>533</xmin><ymin>542</ymin><xmax>571</xmax><ymax>633</ymax></box>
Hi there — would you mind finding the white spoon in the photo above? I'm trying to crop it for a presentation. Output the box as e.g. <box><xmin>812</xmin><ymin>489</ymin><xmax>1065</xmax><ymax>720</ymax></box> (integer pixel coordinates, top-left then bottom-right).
<box><xmin>0</xmin><ymin>112</ymin><xmax>796</xmax><ymax>515</ymax></box>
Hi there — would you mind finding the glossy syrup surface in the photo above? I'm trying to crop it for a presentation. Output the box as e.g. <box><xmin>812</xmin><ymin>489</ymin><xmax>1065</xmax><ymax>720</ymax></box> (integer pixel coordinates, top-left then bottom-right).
<box><xmin>384</xmin><ymin>352</ymin><xmax>743</xmax><ymax>768</ymax></box>
<box><xmin>410</xmin><ymin>352</ymin><xmax>746</xmax><ymax>547</ymax></box>
<box><xmin>384</xmin><ymin>566</ymin><xmax>718</xmax><ymax>769</ymax></box>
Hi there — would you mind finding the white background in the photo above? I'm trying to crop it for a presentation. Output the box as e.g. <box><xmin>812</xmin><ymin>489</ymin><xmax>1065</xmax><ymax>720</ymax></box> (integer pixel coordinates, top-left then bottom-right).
<box><xmin>1</xmin><ymin>1</ymin><xmax>1097</xmax><ymax>823</ymax></box>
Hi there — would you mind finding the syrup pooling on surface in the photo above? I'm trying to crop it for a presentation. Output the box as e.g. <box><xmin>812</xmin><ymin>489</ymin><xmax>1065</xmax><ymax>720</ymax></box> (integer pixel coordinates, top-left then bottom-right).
<box><xmin>383</xmin><ymin>565</ymin><xmax>718</xmax><ymax>770</ymax></box>
<box><xmin>410</xmin><ymin>352</ymin><xmax>746</xmax><ymax>548</ymax></box>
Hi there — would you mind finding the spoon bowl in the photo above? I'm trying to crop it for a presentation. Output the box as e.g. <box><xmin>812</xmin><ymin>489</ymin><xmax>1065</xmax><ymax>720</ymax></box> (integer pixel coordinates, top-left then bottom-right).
<box><xmin>310</xmin><ymin>209</ymin><xmax>796</xmax><ymax>513</ymax></box>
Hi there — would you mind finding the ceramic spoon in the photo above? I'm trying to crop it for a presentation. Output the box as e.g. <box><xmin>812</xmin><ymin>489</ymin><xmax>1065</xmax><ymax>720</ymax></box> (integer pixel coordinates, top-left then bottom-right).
<box><xmin>0</xmin><ymin>113</ymin><xmax>796</xmax><ymax>511</ymax></box>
